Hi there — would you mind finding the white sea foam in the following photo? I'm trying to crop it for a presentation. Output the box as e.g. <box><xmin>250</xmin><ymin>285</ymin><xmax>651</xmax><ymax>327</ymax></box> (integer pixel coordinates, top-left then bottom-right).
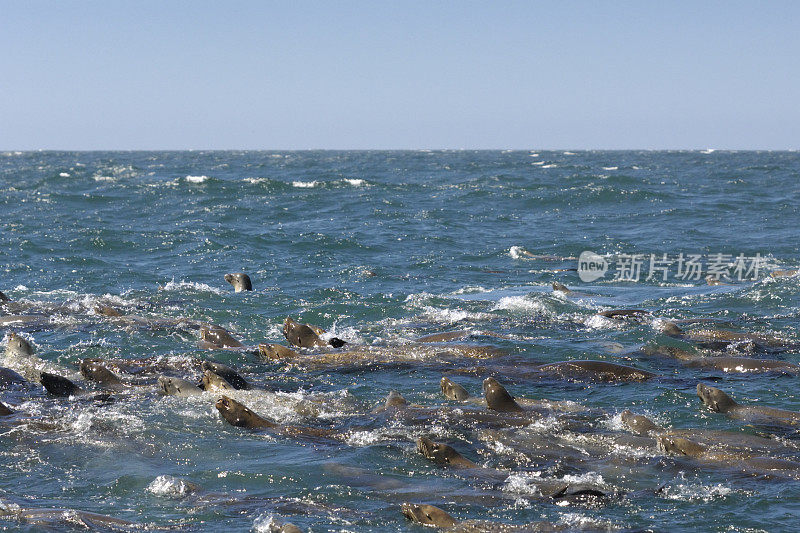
<box><xmin>344</xmin><ymin>178</ymin><xmax>365</xmax><ymax>186</ymax></box>
<box><xmin>509</xmin><ymin>245</ymin><xmax>530</xmax><ymax>259</ymax></box>
<box><xmin>146</xmin><ymin>475</ymin><xmax>195</xmax><ymax>498</ymax></box>
<box><xmin>492</xmin><ymin>296</ymin><xmax>552</xmax><ymax>317</ymax></box>
<box><xmin>93</xmin><ymin>176</ymin><xmax>115</xmax><ymax>182</ymax></box>
<box><xmin>563</xmin><ymin>151</ymin><xmax>576</xmax><ymax>155</ymax></box>
<box><xmin>531</xmin><ymin>161</ymin><xmax>545</xmax><ymax>166</ymax></box>
<box><xmin>292</xmin><ymin>180</ymin><xmax>318</xmax><ymax>188</ymax></box>
<box><xmin>59</xmin><ymin>172</ymin><xmax>70</xmax><ymax>177</ymax></box>
<box><xmin>602</xmin><ymin>166</ymin><xmax>618</xmax><ymax>170</ymax></box>
<box><xmin>541</xmin><ymin>164</ymin><xmax>557</xmax><ymax>168</ymax></box>
<box><xmin>185</xmin><ymin>175</ymin><xmax>208</xmax><ymax>183</ymax></box>
<box><xmin>243</xmin><ymin>177</ymin><xmax>269</xmax><ymax>184</ymax></box>
<box><xmin>160</xmin><ymin>279</ymin><xmax>227</xmax><ymax>295</ymax></box>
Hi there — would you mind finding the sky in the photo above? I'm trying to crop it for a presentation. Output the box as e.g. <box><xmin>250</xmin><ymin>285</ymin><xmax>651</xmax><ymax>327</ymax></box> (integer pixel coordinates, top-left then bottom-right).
<box><xmin>1</xmin><ymin>1</ymin><xmax>798</xmax><ymax>150</ymax></box>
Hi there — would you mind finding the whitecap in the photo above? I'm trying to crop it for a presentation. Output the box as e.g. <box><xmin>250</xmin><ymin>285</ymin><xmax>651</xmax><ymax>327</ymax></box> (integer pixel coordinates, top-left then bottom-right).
<box><xmin>292</xmin><ymin>180</ymin><xmax>318</xmax><ymax>188</ymax></box>
<box><xmin>509</xmin><ymin>245</ymin><xmax>529</xmax><ymax>259</ymax></box>
<box><xmin>93</xmin><ymin>176</ymin><xmax>115</xmax><ymax>182</ymax></box>
<box><xmin>159</xmin><ymin>279</ymin><xmax>227</xmax><ymax>295</ymax></box>
<box><xmin>185</xmin><ymin>175</ymin><xmax>208</xmax><ymax>183</ymax></box>
<box><xmin>59</xmin><ymin>172</ymin><xmax>70</xmax><ymax>177</ymax></box>
<box><xmin>541</xmin><ymin>164</ymin><xmax>557</xmax><ymax>168</ymax></box>
<box><xmin>602</xmin><ymin>166</ymin><xmax>618</xmax><ymax>170</ymax></box>
<box><xmin>146</xmin><ymin>475</ymin><xmax>196</xmax><ymax>498</ymax></box>
<box><xmin>344</xmin><ymin>178</ymin><xmax>365</xmax><ymax>186</ymax></box>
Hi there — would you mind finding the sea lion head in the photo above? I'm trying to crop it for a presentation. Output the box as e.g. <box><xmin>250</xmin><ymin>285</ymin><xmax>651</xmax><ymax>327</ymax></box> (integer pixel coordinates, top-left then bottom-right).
<box><xmin>658</xmin><ymin>435</ymin><xmax>706</xmax><ymax>457</ymax></box>
<box><xmin>416</xmin><ymin>437</ymin><xmax>468</xmax><ymax>466</ymax></box>
<box><xmin>483</xmin><ymin>377</ymin><xmax>524</xmax><ymax>412</ymax></box>
<box><xmin>401</xmin><ymin>503</ymin><xmax>457</xmax><ymax>528</ymax></box>
<box><xmin>283</xmin><ymin>318</ymin><xmax>323</xmax><ymax>348</ymax></box>
<box><xmin>202</xmin><ymin>370</ymin><xmax>234</xmax><ymax>392</ymax></box>
<box><xmin>201</xmin><ymin>361</ymin><xmax>249</xmax><ymax>390</ymax></box>
<box><xmin>0</xmin><ymin>291</ymin><xmax>9</xmax><ymax>302</ymax></box>
<box><xmin>0</xmin><ymin>401</ymin><xmax>13</xmax><ymax>416</ymax></box>
<box><xmin>215</xmin><ymin>395</ymin><xmax>273</xmax><ymax>429</ymax></box>
<box><xmin>697</xmin><ymin>383</ymin><xmax>737</xmax><ymax>412</ymax></box>
<box><xmin>40</xmin><ymin>372</ymin><xmax>82</xmax><ymax>397</ymax></box>
<box><xmin>659</xmin><ymin>321</ymin><xmax>684</xmax><ymax>336</ymax></box>
<box><xmin>258</xmin><ymin>343</ymin><xmax>300</xmax><ymax>360</ymax></box>
<box><xmin>94</xmin><ymin>304</ymin><xmax>122</xmax><ymax>317</ymax></box>
<box><xmin>384</xmin><ymin>390</ymin><xmax>408</xmax><ymax>409</ymax></box>
<box><xmin>552</xmin><ymin>282</ymin><xmax>570</xmax><ymax>293</ymax></box>
<box><xmin>224</xmin><ymin>273</ymin><xmax>253</xmax><ymax>292</ymax></box>
<box><xmin>80</xmin><ymin>359</ymin><xmax>122</xmax><ymax>386</ymax></box>
<box><xmin>620</xmin><ymin>410</ymin><xmax>660</xmax><ymax>435</ymax></box>
<box><xmin>200</xmin><ymin>325</ymin><xmax>243</xmax><ymax>348</ymax></box>
<box><xmin>6</xmin><ymin>332</ymin><xmax>34</xmax><ymax>356</ymax></box>
<box><xmin>440</xmin><ymin>377</ymin><xmax>469</xmax><ymax>401</ymax></box>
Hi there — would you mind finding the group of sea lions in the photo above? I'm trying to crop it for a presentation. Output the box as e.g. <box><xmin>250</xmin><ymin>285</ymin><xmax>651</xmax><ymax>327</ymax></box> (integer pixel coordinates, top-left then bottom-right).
<box><xmin>2</xmin><ymin>270</ymin><xmax>800</xmax><ymax>531</ymax></box>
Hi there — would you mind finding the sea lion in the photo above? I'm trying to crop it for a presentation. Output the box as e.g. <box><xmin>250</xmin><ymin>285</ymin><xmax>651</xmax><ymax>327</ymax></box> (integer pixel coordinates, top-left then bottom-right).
<box><xmin>697</xmin><ymin>383</ymin><xmax>800</xmax><ymax>424</ymax></box>
<box><xmin>535</xmin><ymin>360</ymin><xmax>655</xmax><ymax>382</ymax></box>
<box><xmin>79</xmin><ymin>359</ymin><xmax>124</xmax><ymax>388</ymax></box>
<box><xmin>201</xmin><ymin>361</ymin><xmax>250</xmax><ymax>390</ymax></box>
<box><xmin>597</xmin><ymin>309</ymin><xmax>649</xmax><ymax>319</ymax></box>
<box><xmin>215</xmin><ymin>395</ymin><xmax>277</xmax><ymax>429</ymax></box>
<box><xmin>401</xmin><ymin>503</ymin><xmax>458</xmax><ymax>528</ymax></box>
<box><xmin>199</xmin><ymin>325</ymin><xmax>243</xmax><ymax>349</ymax></box>
<box><xmin>662</xmin><ymin>321</ymin><xmax>792</xmax><ymax>351</ymax></box>
<box><xmin>0</xmin><ymin>291</ymin><xmax>9</xmax><ymax>302</ymax></box>
<box><xmin>224</xmin><ymin>272</ymin><xmax>253</xmax><ymax>292</ymax></box>
<box><xmin>771</xmin><ymin>269</ymin><xmax>798</xmax><ymax>278</ymax></box>
<box><xmin>158</xmin><ymin>376</ymin><xmax>202</xmax><ymax>397</ymax></box>
<box><xmin>401</xmin><ymin>503</ymin><xmax>563</xmax><ymax>531</ymax></box>
<box><xmin>39</xmin><ymin>372</ymin><xmax>83</xmax><ymax>396</ymax></box>
<box><xmin>0</xmin><ymin>401</ymin><xmax>12</xmax><ymax>416</ymax></box>
<box><xmin>620</xmin><ymin>410</ymin><xmax>661</xmax><ymax>435</ymax></box>
<box><xmin>282</xmin><ymin>317</ymin><xmax>346</xmax><ymax>349</ymax></box>
<box><xmin>5</xmin><ymin>332</ymin><xmax>34</xmax><ymax>357</ymax></box>
<box><xmin>258</xmin><ymin>343</ymin><xmax>301</xmax><ymax>360</ymax></box>
<box><xmin>94</xmin><ymin>304</ymin><xmax>122</xmax><ymax>317</ymax></box>
<box><xmin>202</xmin><ymin>369</ymin><xmax>234</xmax><ymax>392</ymax></box>
<box><xmin>416</xmin><ymin>437</ymin><xmax>479</xmax><ymax>468</ymax></box>
<box><xmin>440</xmin><ymin>377</ymin><xmax>469</xmax><ymax>401</ymax></box>
<box><xmin>0</xmin><ymin>506</ymin><xmax>149</xmax><ymax>530</ymax></box>
<box><xmin>483</xmin><ymin>377</ymin><xmax>524</xmax><ymax>413</ymax></box>
<box><xmin>658</xmin><ymin>435</ymin><xmax>800</xmax><ymax>476</ymax></box>
<box><xmin>0</xmin><ymin>366</ymin><xmax>26</xmax><ymax>388</ymax></box>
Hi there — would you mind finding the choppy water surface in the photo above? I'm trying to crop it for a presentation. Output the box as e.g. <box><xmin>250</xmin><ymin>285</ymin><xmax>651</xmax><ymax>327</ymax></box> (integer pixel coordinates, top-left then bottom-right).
<box><xmin>1</xmin><ymin>151</ymin><xmax>799</xmax><ymax>531</ymax></box>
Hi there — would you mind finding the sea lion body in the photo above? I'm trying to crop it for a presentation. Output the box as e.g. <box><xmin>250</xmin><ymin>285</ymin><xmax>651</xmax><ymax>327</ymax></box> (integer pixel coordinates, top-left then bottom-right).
<box><xmin>483</xmin><ymin>377</ymin><xmax>524</xmax><ymax>412</ymax></box>
<box><xmin>158</xmin><ymin>376</ymin><xmax>203</xmax><ymax>397</ymax></box>
<box><xmin>441</xmin><ymin>377</ymin><xmax>469</xmax><ymax>401</ymax></box>
<box><xmin>0</xmin><ymin>401</ymin><xmax>12</xmax><ymax>416</ymax></box>
<box><xmin>0</xmin><ymin>366</ymin><xmax>26</xmax><ymax>388</ymax></box>
<box><xmin>402</xmin><ymin>503</ymin><xmax>458</xmax><ymax>528</ymax></box>
<box><xmin>199</xmin><ymin>325</ymin><xmax>243</xmax><ymax>349</ymax></box>
<box><xmin>201</xmin><ymin>361</ymin><xmax>250</xmax><ymax>390</ymax></box>
<box><xmin>535</xmin><ymin>360</ymin><xmax>654</xmax><ymax>382</ymax></box>
<box><xmin>598</xmin><ymin>309</ymin><xmax>649</xmax><ymax>320</ymax></box>
<box><xmin>224</xmin><ymin>272</ymin><xmax>253</xmax><ymax>292</ymax></box>
<box><xmin>771</xmin><ymin>269</ymin><xmax>798</xmax><ymax>278</ymax></box>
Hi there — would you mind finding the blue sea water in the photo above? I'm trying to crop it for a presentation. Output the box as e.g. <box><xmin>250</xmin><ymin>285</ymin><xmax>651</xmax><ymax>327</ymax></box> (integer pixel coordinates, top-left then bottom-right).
<box><xmin>0</xmin><ymin>150</ymin><xmax>799</xmax><ymax>531</ymax></box>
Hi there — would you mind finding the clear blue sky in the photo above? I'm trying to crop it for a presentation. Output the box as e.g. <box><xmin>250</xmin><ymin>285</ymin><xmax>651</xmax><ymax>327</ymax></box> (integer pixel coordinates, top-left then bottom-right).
<box><xmin>1</xmin><ymin>1</ymin><xmax>798</xmax><ymax>150</ymax></box>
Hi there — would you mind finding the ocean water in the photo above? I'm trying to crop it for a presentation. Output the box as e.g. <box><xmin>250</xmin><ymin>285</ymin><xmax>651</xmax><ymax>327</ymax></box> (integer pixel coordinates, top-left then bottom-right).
<box><xmin>0</xmin><ymin>150</ymin><xmax>799</xmax><ymax>531</ymax></box>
